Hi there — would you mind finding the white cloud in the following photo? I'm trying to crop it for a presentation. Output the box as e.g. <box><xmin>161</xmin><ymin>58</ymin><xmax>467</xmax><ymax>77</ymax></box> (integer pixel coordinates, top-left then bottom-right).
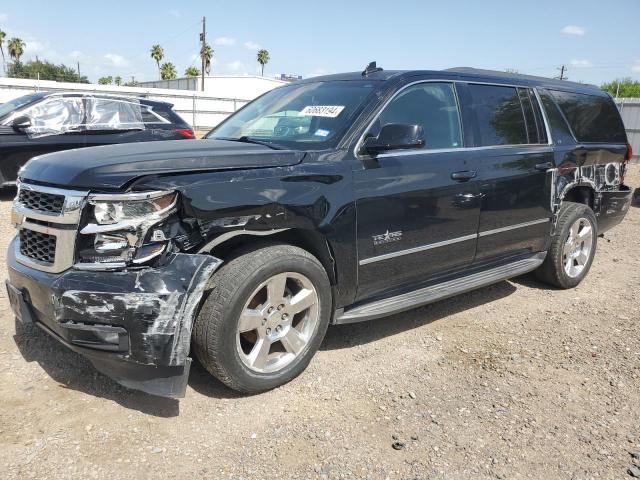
<box><xmin>225</xmin><ymin>60</ymin><xmax>246</xmax><ymax>73</ymax></box>
<box><xmin>570</xmin><ymin>59</ymin><xmax>593</xmax><ymax>68</ymax></box>
<box><xmin>24</xmin><ymin>40</ymin><xmax>46</xmax><ymax>55</ymax></box>
<box><xmin>244</xmin><ymin>41</ymin><xmax>261</xmax><ymax>50</ymax></box>
<box><xmin>561</xmin><ymin>25</ymin><xmax>586</xmax><ymax>36</ymax></box>
<box><xmin>0</xmin><ymin>13</ymin><xmax>7</xmax><ymax>22</ymax></box>
<box><xmin>632</xmin><ymin>64</ymin><xmax>640</xmax><ymax>73</ymax></box>
<box><xmin>168</xmin><ymin>9</ymin><xmax>181</xmax><ymax>18</ymax></box>
<box><xmin>214</xmin><ymin>36</ymin><xmax>236</xmax><ymax>46</ymax></box>
<box><xmin>104</xmin><ymin>53</ymin><xmax>130</xmax><ymax>67</ymax></box>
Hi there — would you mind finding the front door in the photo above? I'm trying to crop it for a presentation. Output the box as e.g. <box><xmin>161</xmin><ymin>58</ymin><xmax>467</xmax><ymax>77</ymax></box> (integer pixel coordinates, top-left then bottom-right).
<box><xmin>353</xmin><ymin>81</ymin><xmax>482</xmax><ymax>302</ymax></box>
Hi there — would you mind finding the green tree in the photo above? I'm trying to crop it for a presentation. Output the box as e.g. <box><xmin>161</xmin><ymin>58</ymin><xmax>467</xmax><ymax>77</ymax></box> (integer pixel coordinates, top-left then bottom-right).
<box><xmin>98</xmin><ymin>76</ymin><xmax>113</xmax><ymax>85</ymax></box>
<box><xmin>257</xmin><ymin>49</ymin><xmax>270</xmax><ymax>76</ymax></box>
<box><xmin>184</xmin><ymin>66</ymin><xmax>200</xmax><ymax>77</ymax></box>
<box><xmin>7</xmin><ymin>59</ymin><xmax>89</xmax><ymax>82</ymax></box>
<box><xmin>8</xmin><ymin>37</ymin><xmax>25</xmax><ymax>63</ymax></box>
<box><xmin>0</xmin><ymin>30</ymin><xmax>6</xmax><ymax>73</ymax></box>
<box><xmin>160</xmin><ymin>62</ymin><xmax>177</xmax><ymax>80</ymax></box>
<box><xmin>601</xmin><ymin>78</ymin><xmax>640</xmax><ymax>98</ymax></box>
<box><xmin>114</xmin><ymin>75</ymin><xmax>122</xmax><ymax>86</ymax></box>
<box><xmin>150</xmin><ymin>44</ymin><xmax>164</xmax><ymax>77</ymax></box>
<box><xmin>200</xmin><ymin>44</ymin><xmax>213</xmax><ymax>74</ymax></box>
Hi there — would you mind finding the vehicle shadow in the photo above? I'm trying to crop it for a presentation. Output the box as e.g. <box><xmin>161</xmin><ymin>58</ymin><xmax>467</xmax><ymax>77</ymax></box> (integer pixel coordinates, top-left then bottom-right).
<box><xmin>0</xmin><ymin>186</ymin><xmax>17</xmax><ymax>202</ymax></box>
<box><xmin>186</xmin><ymin>358</ymin><xmax>246</xmax><ymax>399</ymax></box>
<box><xmin>13</xmin><ymin>320</ymin><xmax>181</xmax><ymax>417</ymax></box>
<box><xmin>322</xmin><ymin>279</ymin><xmax>518</xmax><ymax>351</ymax></box>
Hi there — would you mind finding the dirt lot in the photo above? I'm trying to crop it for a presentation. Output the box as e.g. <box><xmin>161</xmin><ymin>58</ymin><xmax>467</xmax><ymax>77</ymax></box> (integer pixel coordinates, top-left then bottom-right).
<box><xmin>0</xmin><ymin>167</ymin><xmax>639</xmax><ymax>480</ymax></box>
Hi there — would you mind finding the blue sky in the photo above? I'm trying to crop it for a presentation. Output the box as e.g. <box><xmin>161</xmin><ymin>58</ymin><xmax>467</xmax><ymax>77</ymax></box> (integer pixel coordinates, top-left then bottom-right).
<box><xmin>0</xmin><ymin>0</ymin><xmax>638</xmax><ymax>85</ymax></box>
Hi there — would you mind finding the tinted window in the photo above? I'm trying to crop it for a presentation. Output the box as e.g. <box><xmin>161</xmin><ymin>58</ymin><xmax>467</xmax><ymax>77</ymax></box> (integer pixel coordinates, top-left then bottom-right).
<box><xmin>528</xmin><ymin>89</ymin><xmax>548</xmax><ymax>144</ymax></box>
<box><xmin>373</xmin><ymin>82</ymin><xmax>462</xmax><ymax>150</ymax></box>
<box><xmin>466</xmin><ymin>84</ymin><xmax>528</xmax><ymax>146</ymax></box>
<box><xmin>550</xmin><ymin>90</ymin><xmax>627</xmax><ymax>143</ymax></box>
<box><xmin>518</xmin><ymin>88</ymin><xmax>538</xmax><ymax>143</ymax></box>
<box><xmin>209</xmin><ymin>81</ymin><xmax>377</xmax><ymax>149</ymax></box>
<box><xmin>538</xmin><ymin>90</ymin><xmax>575</xmax><ymax>145</ymax></box>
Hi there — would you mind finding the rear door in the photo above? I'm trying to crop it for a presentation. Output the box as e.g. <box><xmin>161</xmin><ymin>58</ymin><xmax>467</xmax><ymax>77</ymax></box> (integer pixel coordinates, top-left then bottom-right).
<box><xmin>353</xmin><ymin>80</ymin><xmax>482</xmax><ymax>302</ymax></box>
<box><xmin>456</xmin><ymin>83</ymin><xmax>553</xmax><ymax>262</ymax></box>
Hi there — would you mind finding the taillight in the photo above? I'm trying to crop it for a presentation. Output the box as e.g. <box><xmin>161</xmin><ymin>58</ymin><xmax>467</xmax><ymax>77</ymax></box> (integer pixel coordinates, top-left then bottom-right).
<box><xmin>627</xmin><ymin>143</ymin><xmax>633</xmax><ymax>162</ymax></box>
<box><xmin>175</xmin><ymin>128</ymin><xmax>195</xmax><ymax>139</ymax></box>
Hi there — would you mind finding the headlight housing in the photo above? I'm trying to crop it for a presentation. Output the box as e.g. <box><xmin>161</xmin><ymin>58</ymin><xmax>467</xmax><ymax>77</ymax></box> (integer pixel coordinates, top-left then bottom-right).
<box><xmin>77</xmin><ymin>191</ymin><xmax>178</xmax><ymax>268</ymax></box>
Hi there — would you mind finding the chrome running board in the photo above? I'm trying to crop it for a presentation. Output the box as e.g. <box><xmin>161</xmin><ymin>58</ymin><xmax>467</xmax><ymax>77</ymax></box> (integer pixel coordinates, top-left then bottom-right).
<box><xmin>334</xmin><ymin>252</ymin><xmax>546</xmax><ymax>324</ymax></box>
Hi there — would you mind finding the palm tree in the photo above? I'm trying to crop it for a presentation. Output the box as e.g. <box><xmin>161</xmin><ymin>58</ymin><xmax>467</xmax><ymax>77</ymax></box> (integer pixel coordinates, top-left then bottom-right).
<box><xmin>150</xmin><ymin>44</ymin><xmax>164</xmax><ymax>76</ymax></box>
<box><xmin>184</xmin><ymin>66</ymin><xmax>200</xmax><ymax>77</ymax></box>
<box><xmin>160</xmin><ymin>62</ymin><xmax>177</xmax><ymax>80</ymax></box>
<box><xmin>257</xmin><ymin>49</ymin><xmax>270</xmax><ymax>76</ymax></box>
<box><xmin>0</xmin><ymin>30</ymin><xmax>6</xmax><ymax>73</ymax></box>
<box><xmin>200</xmin><ymin>44</ymin><xmax>213</xmax><ymax>75</ymax></box>
<box><xmin>8</xmin><ymin>37</ymin><xmax>25</xmax><ymax>64</ymax></box>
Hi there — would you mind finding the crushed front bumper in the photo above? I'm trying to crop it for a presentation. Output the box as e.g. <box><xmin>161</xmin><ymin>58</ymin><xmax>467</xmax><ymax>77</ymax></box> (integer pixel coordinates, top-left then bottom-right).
<box><xmin>7</xmin><ymin>238</ymin><xmax>221</xmax><ymax>398</ymax></box>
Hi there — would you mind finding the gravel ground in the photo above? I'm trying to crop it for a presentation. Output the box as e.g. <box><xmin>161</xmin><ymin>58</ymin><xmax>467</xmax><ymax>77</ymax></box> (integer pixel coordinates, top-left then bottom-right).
<box><xmin>0</xmin><ymin>167</ymin><xmax>639</xmax><ymax>480</ymax></box>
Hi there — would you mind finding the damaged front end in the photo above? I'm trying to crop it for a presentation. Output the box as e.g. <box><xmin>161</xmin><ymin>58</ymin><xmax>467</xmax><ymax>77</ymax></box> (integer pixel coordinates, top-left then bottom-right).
<box><xmin>7</xmin><ymin>183</ymin><xmax>222</xmax><ymax>398</ymax></box>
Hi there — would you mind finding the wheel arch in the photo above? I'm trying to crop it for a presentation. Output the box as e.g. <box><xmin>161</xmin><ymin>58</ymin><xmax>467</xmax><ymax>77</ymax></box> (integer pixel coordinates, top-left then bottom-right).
<box><xmin>201</xmin><ymin>228</ymin><xmax>338</xmax><ymax>286</ymax></box>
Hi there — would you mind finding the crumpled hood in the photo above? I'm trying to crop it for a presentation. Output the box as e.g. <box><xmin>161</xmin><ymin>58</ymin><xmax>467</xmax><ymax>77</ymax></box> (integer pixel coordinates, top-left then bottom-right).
<box><xmin>19</xmin><ymin>139</ymin><xmax>305</xmax><ymax>190</ymax></box>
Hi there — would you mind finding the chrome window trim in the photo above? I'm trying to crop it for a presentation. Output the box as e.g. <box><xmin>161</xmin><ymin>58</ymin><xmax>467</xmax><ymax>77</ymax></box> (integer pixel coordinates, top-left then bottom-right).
<box><xmin>354</xmin><ymin>79</ymin><xmax>554</xmax><ymax>160</ymax></box>
<box><xmin>359</xmin><ymin>233</ymin><xmax>477</xmax><ymax>266</ymax></box>
<box><xmin>478</xmin><ymin>218</ymin><xmax>550</xmax><ymax>237</ymax></box>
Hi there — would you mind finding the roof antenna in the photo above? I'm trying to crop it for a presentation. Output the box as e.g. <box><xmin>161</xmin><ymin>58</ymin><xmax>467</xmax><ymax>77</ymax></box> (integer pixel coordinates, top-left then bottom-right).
<box><xmin>362</xmin><ymin>61</ymin><xmax>383</xmax><ymax>76</ymax></box>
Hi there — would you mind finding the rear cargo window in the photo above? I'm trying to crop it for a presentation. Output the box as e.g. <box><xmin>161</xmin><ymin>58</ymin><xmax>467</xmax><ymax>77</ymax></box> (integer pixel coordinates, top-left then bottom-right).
<box><xmin>465</xmin><ymin>84</ymin><xmax>529</xmax><ymax>146</ymax></box>
<box><xmin>550</xmin><ymin>90</ymin><xmax>627</xmax><ymax>144</ymax></box>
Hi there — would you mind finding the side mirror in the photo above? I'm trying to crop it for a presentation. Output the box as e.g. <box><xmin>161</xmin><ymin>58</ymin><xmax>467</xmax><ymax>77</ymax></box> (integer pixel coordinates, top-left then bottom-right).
<box><xmin>362</xmin><ymin>123</ymin><xmax>425</xmax><ymax>154</ymax></box>
<box><xmin>12</xmin><ymin>115</ymin><xmax>32</xmax><ymax>131</ymax></box>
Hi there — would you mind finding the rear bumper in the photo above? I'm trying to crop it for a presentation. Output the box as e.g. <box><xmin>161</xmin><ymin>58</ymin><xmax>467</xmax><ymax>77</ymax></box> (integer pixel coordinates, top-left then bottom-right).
<box><xmin>597</xmin><ymin>185</ymin><xmax>635</xmax><ymax>233</ymax></box>
<box><xmin>7</xmin><ymin>238</ymin><xmax>221</xmax><ymax>398</ymax></box>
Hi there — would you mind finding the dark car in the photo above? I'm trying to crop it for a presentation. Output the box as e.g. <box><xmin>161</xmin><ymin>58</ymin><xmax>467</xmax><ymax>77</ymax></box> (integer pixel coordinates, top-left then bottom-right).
<box><xmin>0</xmin><ymin>92</ymin><xmax>194</xmax><ymax>186</ymax></box>
<box><xmin>6</xmin><ymin>64</ymin><xmax>635</xmax><ymax>398</ymax></box>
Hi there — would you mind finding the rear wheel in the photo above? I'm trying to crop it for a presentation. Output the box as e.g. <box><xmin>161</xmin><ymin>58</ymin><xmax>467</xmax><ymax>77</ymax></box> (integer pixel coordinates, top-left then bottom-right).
<box><xmin>193</xmin><ymin>243</ymin><xmax>331</xmax><ymax>393</ymax></box>
<box><xmin>534</xmin><ymin>201</ymin><xmax>597</xmax><ymax>289</ymax></box>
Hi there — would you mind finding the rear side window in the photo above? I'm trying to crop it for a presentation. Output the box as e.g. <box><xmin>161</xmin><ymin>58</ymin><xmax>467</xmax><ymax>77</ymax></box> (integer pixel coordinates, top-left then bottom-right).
<box><xmin>465</xmin><ymin>84</ymin><xmax>528</xmax><ymax>146</ymax></box>
<box><xmin>550</xmin><ymin>90</ymin><xmax>627</xmax><ymax>143</ymax></box>
<box><xmin>372</xmin><ymin>82</ymin><xmax>463</xmax><ymax>150</ymax></box>
<box><xmin>538</xmin><ymin>89</ymin><xmax>575</xmax><ymax>145</ymax></box>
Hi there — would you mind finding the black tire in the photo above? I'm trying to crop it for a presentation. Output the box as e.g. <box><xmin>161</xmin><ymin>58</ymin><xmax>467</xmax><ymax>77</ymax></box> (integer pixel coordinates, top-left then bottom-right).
<box><xmin>192</xmin><ymin>243</ymin><xmax>331</xmax><ymax>393</ymax></box>
<box><xmin>534</xmin><ymin>201</ymin><xmax>597</xmax><ymax>289</ymax></box>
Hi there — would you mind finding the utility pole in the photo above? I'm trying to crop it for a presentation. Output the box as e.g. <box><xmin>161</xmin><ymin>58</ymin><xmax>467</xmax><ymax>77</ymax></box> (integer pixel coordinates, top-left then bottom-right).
<box><xmin>77</xmin><ymin>61</ymin><xmax>81</xmax><ymax>82</ymax></box>
<box><xmin>200</xmin><ymin>16</ymin><xmax>206</xmax><ymax>92</ymax></box>
<box><xmin>556</xmin><ymin>65</ymin><xmax>567</xmax><ymax>80</ymax></box>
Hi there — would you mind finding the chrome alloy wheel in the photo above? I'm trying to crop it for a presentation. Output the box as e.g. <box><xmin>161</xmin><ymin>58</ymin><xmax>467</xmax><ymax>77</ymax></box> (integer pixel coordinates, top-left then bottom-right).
<box><xmin>562</xmin><ymin>217</ymin><xmax>593</xmax><ymax>278</ymax></box>
<box><xmin>236</xmin><ymin>272</ymin><xmax>320</xmax><ymax>373</ymax></box>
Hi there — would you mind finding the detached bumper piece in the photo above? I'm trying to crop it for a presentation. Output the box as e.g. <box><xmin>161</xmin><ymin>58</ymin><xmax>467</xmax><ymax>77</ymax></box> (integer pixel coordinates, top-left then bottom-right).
<box><xmin>7</xmin><ymin>238</ymin><xmax>221</xmax><ymax>398</ymax></box>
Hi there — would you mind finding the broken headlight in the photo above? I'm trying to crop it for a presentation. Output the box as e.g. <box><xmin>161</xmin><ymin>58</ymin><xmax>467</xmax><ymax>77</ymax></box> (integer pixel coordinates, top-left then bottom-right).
<box><xmin>77</xmin><ymin>191</ymin><xmax>178</xmax><ymax>268</ymax></box>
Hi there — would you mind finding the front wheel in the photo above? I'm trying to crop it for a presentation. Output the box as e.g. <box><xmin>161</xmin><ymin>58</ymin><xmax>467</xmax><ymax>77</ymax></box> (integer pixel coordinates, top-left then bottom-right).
<box><xmin>192</xmin><ymin>243</ymin><xmax>331</xmax><ymax>393</ymax></box>
<box><xmin>534</xmin><ymin>201</ymin><xmax>597</xmax><ymax>289</ymax></box>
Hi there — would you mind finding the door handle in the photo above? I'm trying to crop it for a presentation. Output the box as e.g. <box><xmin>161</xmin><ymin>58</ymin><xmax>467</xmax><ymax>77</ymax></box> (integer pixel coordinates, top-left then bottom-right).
<box><xmin>534</xmin><ymin>162</ymin><xmax>554</xmax><ymax>171</ymax></box>
<box><xmin>451</xmin><ymin>170</ymin><xmax>477</xmax><ymax>182</ymax></box>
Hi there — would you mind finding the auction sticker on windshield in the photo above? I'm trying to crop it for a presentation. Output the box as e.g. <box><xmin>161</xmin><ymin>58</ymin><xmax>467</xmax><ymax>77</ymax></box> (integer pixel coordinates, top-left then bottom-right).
<box><xmin>299</xmin><ymin>106</ymin><xmax>345</xmax><ymax>118</ymax></box>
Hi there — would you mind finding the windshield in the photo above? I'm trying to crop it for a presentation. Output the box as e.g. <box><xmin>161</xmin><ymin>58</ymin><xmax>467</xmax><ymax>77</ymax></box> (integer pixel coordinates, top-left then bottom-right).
<box><xmin>207</xmin><ymin>80</ymin><xmax>379</xmax><ymax>149</ymax></box>
<box><xmin>0</xmin><ymin>93</ymin><xmax>47</xmax><ymax>120</ymax></box>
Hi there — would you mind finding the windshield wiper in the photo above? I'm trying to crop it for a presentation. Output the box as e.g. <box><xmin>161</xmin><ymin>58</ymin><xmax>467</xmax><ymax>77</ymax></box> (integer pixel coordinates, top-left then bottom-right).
<box><xmin>217</xmin><ymin>136</ymin><xmax>284</xmax><ymax>150</ymax></box>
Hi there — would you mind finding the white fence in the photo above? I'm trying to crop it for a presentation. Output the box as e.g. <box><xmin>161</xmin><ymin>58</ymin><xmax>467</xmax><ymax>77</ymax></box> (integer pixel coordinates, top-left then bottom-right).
<box><xmin>0</xmin><ymin>77</ymin><xmax>260</xmax><ymax>129</ymax></box>
<box><xmin>616</xmin><ymin>98</ymin><xmax>640</xmax><ymax>163</ymax></box>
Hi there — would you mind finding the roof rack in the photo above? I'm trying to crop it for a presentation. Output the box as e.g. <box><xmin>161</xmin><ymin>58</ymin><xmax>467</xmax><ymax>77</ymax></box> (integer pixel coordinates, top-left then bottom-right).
<box><xmin>362</xmin><ymin>61</ymin><xmax>383</xmax><ymax>77</ymax></box>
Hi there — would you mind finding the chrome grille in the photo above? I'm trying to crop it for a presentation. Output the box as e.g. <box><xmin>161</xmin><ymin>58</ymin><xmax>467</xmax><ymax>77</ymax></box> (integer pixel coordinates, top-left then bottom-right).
<box><xmin>12</xmin><ymin>183</ymin><xmax>88</xmax><ymax>273</ymax></box>
<box><xmin>19</xmin><ymin>229</ymin><xmax>57</xmax><ymax>264</ymax></box>
<box><xmin>18</xmin><ymin>189</ymin><xmax>65</xmax><ymax>214</ymax></box>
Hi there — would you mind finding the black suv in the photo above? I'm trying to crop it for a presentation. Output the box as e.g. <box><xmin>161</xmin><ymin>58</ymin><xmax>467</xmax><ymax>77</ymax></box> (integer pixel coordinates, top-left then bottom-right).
<box><xmin>6</xmin><ymin>65</ymin><xmax>635</xmax><ymax>398</ymax></box>
<box><xmin>0</xmin><ymin>92</ymin><xmax>194</xmax><ymax>186</ymax></box>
